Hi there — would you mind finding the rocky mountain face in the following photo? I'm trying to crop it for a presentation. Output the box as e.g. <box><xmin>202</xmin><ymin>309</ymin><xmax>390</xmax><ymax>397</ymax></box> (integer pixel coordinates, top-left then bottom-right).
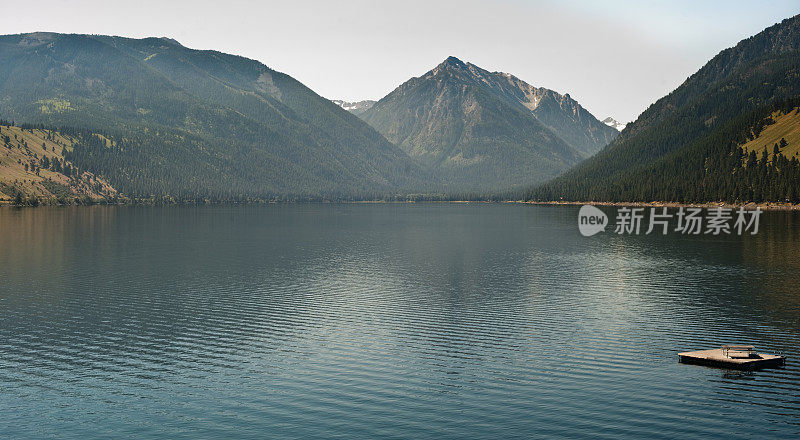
<box><xmin>602</xmin><ymin>117</ymin><xmax>627</xmax><ymax>132</ymax></box>
<box><xmin>331</xmin><ymin>100</ymin><xmax>376</xmax><ymax>116</ymax></box>
<box><xmin>360</xmin><ymin>57</ymin><xmax>616</xmax><ymax>192</ymax></box>
<box><xmin>469</xmin><ymin>68</ymin><xmax>618</xmax><ymax>157</ymax></box>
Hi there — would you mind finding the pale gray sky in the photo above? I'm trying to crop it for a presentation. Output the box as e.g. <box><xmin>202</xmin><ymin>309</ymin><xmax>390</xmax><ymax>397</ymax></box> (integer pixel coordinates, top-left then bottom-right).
<box><xmin>4</xmin><ymin>1</ymin><xmax>799</xmax><ymax>121</ymax></box>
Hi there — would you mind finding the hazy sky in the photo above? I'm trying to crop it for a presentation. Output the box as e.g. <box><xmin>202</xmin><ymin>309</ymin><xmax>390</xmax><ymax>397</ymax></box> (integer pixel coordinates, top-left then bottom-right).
<box><xmin>4</xmin><ymin>1</ymin><xmax>799</xmax><ymax>121</ymax></box>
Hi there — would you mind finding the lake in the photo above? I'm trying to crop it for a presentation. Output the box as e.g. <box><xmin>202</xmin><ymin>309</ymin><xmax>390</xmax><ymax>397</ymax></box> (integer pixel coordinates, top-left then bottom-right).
<box><xmin>0</xmin><ymin>204</ymin><xmax>798</xmax><ymax>439</ymax></box>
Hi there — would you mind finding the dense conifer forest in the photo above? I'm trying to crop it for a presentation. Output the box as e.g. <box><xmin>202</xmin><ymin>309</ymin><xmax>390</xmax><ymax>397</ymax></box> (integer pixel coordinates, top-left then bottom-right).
<box><xmin>525</xmin><ymin>15</ymin><xmax>800</xmax><ymax>204</ymax></box>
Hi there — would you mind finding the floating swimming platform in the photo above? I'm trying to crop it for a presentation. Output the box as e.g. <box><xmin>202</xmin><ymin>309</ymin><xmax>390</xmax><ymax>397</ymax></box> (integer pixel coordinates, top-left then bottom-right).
<box><xmin>679</xmin><ymin>345</ymin><xmax>786</xmax><ymax>370</ymax></box>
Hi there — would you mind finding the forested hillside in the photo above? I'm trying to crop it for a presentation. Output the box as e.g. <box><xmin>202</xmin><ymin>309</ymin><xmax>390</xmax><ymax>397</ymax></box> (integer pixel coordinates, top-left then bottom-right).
<box><xmin>0</xmin><ymin>122</ymin><xmax>116</xmax><ymax>205</ymax></box>
<box><xmin>0</xmin><ymin>33</ymin><xmax>426</xmax><ymax>200</ymax></box>
<box><xmin>526</xmin><ymin>15</ymin><xmax>800</xmax><ymax>203</ymax></box>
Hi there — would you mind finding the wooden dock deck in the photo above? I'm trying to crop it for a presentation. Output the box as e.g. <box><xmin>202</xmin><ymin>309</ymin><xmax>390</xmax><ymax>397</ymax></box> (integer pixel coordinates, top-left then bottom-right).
<box><xmin>679</xmin><ymin>346</ymin><xmax>786</xmax><ymax>370</ymax></box>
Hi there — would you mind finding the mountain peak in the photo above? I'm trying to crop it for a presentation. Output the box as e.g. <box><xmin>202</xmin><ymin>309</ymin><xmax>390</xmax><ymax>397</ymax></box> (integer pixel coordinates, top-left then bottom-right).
<box><xmin>601</xmin><ymin>117</ymin><xmax>627</xmax><ymax>132</ymax></box>
<box><xmin>331</xmin><ymin>99</ymin><xmax>376</xmax><ymax>116</ymax></box>
<box><xmin>361</xmin><ymin>57</ymin><xmax>618</xmax><ymax>191</ymax></box>
<box><xmin>428</xmin><ymin>56</ymin><xmax>472</xmax><ymax>78</ymax></box>
<box><xmin>438</xmin><ymin>56</ymin><xmax>466</xmax><ymax>69</ymax></box>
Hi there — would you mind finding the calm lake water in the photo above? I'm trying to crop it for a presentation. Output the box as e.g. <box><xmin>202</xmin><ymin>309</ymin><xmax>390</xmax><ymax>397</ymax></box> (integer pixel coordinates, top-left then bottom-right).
<box><xmin>0</xmin><ymin>204</ymin><xmax>798</xmax><ymax>439</ymax></box>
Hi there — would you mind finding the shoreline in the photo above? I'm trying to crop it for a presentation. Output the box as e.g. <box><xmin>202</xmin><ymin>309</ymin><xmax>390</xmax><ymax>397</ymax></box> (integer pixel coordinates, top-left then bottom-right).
<box><xmin>3</xmin><ymin>199</ymin><xmax>800</xmax><ymax>211</ymax></box>
<box><xmin>515</xmin><ymin>200</ymin><xmax>800</xmax><ymax>211</ymax></box>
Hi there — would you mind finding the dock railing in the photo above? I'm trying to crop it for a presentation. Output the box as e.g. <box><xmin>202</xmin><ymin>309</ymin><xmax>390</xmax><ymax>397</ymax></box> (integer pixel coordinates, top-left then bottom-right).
<box><xmin>721</xmin><ymin>345</ymin><xmax>755</xmax><ymax>358</ymax></box>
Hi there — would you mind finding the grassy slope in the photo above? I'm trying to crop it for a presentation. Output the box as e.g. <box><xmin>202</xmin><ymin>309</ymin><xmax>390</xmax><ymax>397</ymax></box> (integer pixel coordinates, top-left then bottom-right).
<box><xmin>741</xmin><ymin>108</ymin><xmax>800</xmax><ymax>159</ymax></box>
<box><xmin>0</xmin><ymin>125</ymin><xmax>116</xmax><ymax>203</ymax></box>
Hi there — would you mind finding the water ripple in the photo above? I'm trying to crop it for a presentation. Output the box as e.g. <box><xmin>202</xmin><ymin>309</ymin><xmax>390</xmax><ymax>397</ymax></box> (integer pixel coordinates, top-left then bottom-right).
<box><xmin>0</xmin><ymin>205</ymin><xmax>798</xmax><ymax>439</ymax></box>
